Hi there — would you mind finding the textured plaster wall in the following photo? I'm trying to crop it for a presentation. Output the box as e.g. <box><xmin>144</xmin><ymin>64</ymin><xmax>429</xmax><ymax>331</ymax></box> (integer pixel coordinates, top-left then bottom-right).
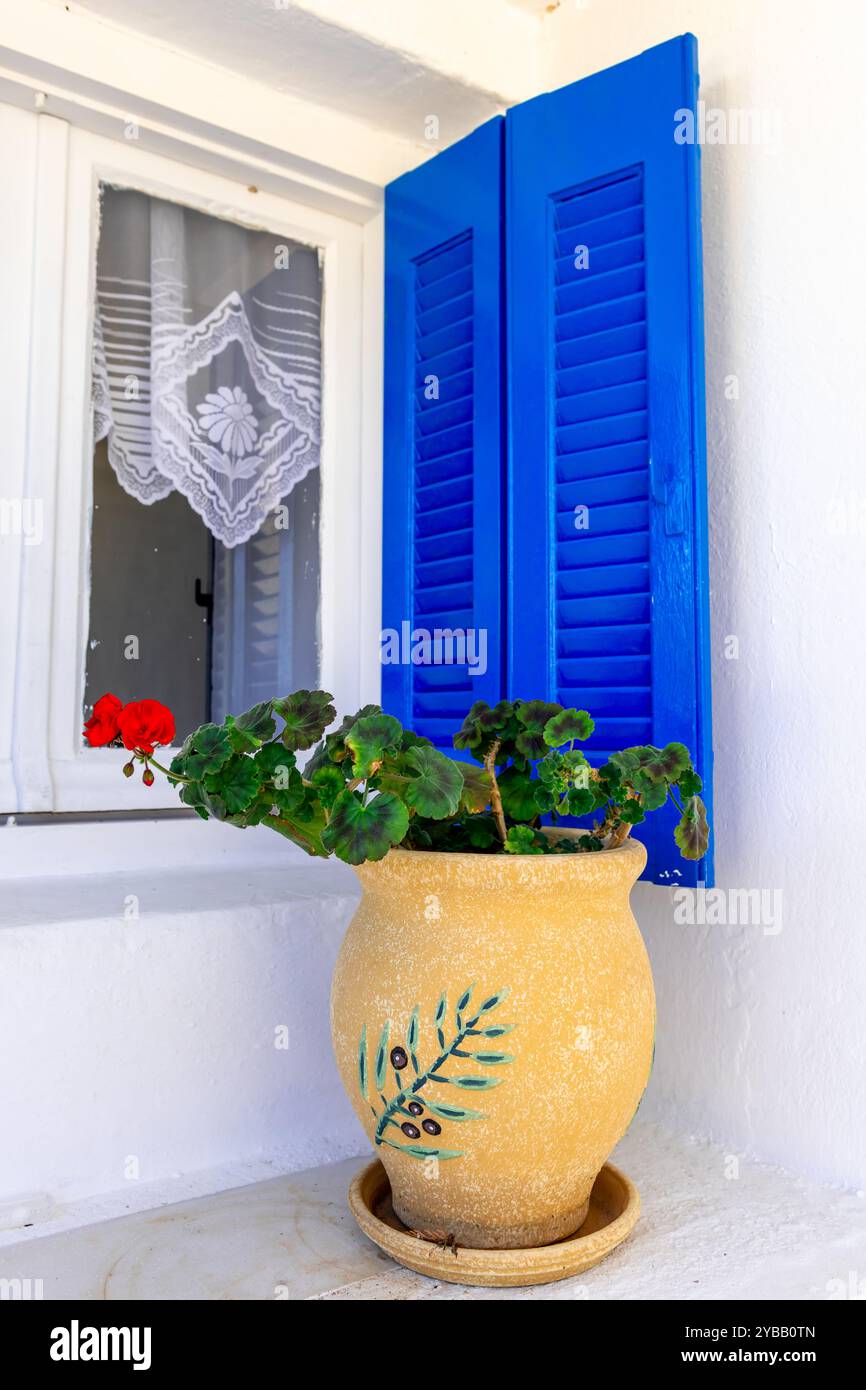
<box><xmin>0</xmin><ymin>820</ymin><xmax>362</xmax><ymax>1204</ymax></box>
<box><xmin>542</xmin><ymin>0</ymin><xmax>866</xmax><ymax>1188</ymax></box>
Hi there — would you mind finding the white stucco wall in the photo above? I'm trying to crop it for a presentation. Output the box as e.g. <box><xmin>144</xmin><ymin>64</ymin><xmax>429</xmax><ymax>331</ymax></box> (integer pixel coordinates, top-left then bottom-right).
<box><xmin>540</xmin><ymin>0</ymin><xmax>866</xmax><ymax>1189</ymax></box>
<box><xmin>0</xmin><ymin>820</ymin><xmax>363</xmax><ymax>1205</ymax></box>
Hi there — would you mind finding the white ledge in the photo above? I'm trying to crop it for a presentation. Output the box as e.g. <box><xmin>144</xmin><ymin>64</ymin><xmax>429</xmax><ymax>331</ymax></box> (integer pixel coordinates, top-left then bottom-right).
<box><xmin>0</xmin><ymin>1119</ymin><xmax>862</xmax><ymax>1299</ymax></box>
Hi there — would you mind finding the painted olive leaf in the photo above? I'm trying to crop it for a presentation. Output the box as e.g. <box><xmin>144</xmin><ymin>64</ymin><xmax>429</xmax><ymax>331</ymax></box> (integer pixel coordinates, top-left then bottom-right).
<box><xmin>543</xmin><ymin>707</ymin><xmax>595</xmax><ymax>747</ymax></box>
<box><xmin>477</xmin><ymin>988</ymin><xmax>509</xmax><ymax>1014</ymax></box>
<box><xmin>466</xmin><ymin>1023</ymin><xmax>513</xmax><ymax>1037</ymax></box>
<box><xmin>420</xmin><ymin>1099</ymin><xmax>486</xmax><ymax>1122</ymax></box>
<box><xmin>406</xmin><ymin>1005</ymin><xmax>420</xmax><ymax>1074</ymax></box>
<box><xmin>449</xmin><ymin>1075</ymin><xmax>503</xmax><ymax>1090</ymax></box>
<box><xmin>674</xmin><ymin>795</ymin><xmax>710</xmax><ymax>860</ymax></box>
<box><xmin>358</xmin><ymin>1024</ymin><xmax>368</xmax><ymax>1101</ymax></box>
<box><xmin>322</xmin><ymin>789</ymin><xmax>409</xmax><ymax>865</ymax></box>
<box><xmin>471</xmin><ymin>1052</ymin><xmax>515</xmax><ymax>1065</ymax></box>
<box><xmin>402</xmin><ymin>745</ymin><xmax>464</xmax><ymax>819</ymax></box>
<box><xmin>373</xmin><ymin>1020</ymin><xmax>390</xmax><ymax>1092</ymax></box>
<box><xmin>455</xmin><ymin>984</ymin><xmax>474</xmax><ymax>1027</ymax></box>
<box><xmin>380</xmin><ymin>1140</ymin><xmax>464</xmax><ymax>1160</ymax></box>
<box><xmin>344</xmin><ymin>713</ymin><xmax>403</xmax><ymax>778</ymax></box>
<box><xmin>274</xmin><ymin>690</ymin><xmax>336</xmax><ymax>751</ymax></box>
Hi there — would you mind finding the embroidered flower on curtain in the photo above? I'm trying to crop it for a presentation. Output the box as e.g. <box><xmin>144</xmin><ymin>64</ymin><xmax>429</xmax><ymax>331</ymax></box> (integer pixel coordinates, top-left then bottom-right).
<box><xmin>196</xmin><ymin>386</ymin><xmax>259</xmax><ymax>460</ymax></box>
<box><xmin>92</xmin><ymin>186</ymin><xmax>322</xmax><ymax>548</ymax></box>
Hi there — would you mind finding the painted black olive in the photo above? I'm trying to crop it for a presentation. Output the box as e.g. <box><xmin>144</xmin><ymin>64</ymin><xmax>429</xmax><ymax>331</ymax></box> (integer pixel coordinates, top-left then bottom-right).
<box><xmin>421</xmin><ymin>1118</ymin><xmax>442</xmax><ymax>1136</ymax></box>
<box><xmin>400</xmin><ymin>1122</ymin><xmax>421</xmax><ymax>1139</ymax></box>
<box><xmin>407</xmin><ymin>1101</ymin><xmax>424</xmax><ymax>1116</ymax></box>
<box><xmin>390</xmin><ymin>1046</ymin><xmax>409</xmax><ymax>1071</ymax></box>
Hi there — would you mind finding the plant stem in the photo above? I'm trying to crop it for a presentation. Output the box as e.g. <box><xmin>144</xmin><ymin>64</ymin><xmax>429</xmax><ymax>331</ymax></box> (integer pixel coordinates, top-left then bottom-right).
<box><xmin>484</xmin><ymin>739</ymin><xmax>507</xmax><ymax>846</ymax></box>
<box><xmin>146</xmin><ymin>755</ymin><xmax>193</xmax><ymax>785</ymax></box>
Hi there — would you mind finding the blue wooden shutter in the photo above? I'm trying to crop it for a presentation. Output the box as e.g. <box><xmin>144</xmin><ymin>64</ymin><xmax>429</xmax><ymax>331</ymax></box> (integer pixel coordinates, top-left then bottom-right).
<box><xmin>506</xmin><ymin>35</ymin><xmax>712</xmax><ymax>884</ymax></box>
<box><xmin>382</xmin><ymin>117</ymin><xmax>504</xmax><ymax>750</ymax></box>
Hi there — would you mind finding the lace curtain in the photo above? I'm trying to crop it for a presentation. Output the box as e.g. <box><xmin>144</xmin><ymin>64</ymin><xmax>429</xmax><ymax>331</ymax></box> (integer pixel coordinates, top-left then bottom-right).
<box><xmin>92</xmin><ymin>185</ymin><xmax>322</xmax><ymax>547</ymax></box>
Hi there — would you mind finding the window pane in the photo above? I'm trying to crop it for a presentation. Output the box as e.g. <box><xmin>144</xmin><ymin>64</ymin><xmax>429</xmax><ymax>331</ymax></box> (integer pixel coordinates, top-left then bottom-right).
<box><xmin>85</xmin><ymin>185</ymin><xmax>322</xmax><ymax>743</ymax></box>
<box><xmin>85</xmin><ymin>437</ymin><xmax>213</xmax><ymax>735</ymax></box>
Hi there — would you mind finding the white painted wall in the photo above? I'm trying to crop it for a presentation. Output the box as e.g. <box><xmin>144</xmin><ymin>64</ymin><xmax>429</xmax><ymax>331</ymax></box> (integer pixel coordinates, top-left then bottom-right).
<box><xmin>0</xmin><ymin>819</ymin><xmax>362</xmax><ymax>1204</ymax></box>
<box><xmin>539</xmin><ymin>0</ymin><xmax>866</xmax><ymax>1189</ymax></box>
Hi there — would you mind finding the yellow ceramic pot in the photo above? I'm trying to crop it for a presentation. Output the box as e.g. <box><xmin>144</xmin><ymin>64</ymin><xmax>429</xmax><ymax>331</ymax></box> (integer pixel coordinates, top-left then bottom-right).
<box><xmin>330</xmin><ymin>832</ymin><xmax>654</xmax><ymax>1250</ymax></box>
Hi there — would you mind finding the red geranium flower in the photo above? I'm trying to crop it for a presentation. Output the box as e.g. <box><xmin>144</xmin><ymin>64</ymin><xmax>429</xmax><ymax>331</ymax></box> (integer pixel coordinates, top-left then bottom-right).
<box><xmin>117</xmin><ymin>699</ymin><xmax>176</xmax><ymax>755</ymax></box>
<box><xmin>83</xmin><ymin>692</ymin><xmax>123</xmax><ymax>747</ymax></box>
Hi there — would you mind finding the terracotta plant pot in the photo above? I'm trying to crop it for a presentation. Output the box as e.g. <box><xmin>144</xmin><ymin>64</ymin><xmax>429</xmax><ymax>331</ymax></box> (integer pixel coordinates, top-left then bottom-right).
<box><xmin>331</xmin><ymin>831</ymin><xmax>655</xmax><ymax>1252</ymax></box>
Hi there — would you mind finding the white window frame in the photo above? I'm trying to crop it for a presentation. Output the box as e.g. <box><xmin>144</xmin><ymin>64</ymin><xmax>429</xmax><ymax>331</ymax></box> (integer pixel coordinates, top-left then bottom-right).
<box><xmin>4</xmin><ymin>111</ymin><xmax>383</xmax><ymax>813</ymax></box>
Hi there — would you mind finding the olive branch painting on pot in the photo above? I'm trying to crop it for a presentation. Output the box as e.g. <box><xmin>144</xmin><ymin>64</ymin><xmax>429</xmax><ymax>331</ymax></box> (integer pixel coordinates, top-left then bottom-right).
<box><xmin>359</xmin><ymin>984</ymin><xmax>514</xmax><ymax>1162</ymax></box>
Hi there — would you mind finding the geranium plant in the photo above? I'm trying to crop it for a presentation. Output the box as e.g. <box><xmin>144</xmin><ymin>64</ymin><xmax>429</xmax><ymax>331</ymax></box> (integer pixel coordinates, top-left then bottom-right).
<box><xmin>87</xmin><ymin>689</ymin><xmax>709</xmax><ymax>867</ymax></box>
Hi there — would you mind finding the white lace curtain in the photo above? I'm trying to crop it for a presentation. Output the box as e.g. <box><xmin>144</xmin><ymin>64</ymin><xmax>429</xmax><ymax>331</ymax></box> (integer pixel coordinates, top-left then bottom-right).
<box><xmin>93</xmin><ymin>185</ymin><xmax>322</xmax><ymax>547</ymax></box>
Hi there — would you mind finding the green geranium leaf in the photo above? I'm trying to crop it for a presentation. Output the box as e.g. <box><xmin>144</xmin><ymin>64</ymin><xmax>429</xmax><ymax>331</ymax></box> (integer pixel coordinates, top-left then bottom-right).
<box><xmin>271</xmin><ymin>770</ymin><xmax>306</xmax><ymax>816</ymax></box>
<box><xmin>543</xmin><ymin>707</ymin><xmax>595</xmax><ymax>747</ymax></box>
<box><xmin>458</xmin><ymin>764</ymin><xmax>493</xmax><ymax>813</ymax></box>
<box><xmin>498</xmin><ymin>767</ymin><xmax>541</xmax><ymax>822</ymax></box>
<box><xmin>504</xmin><ymin>824</ymin><xmax>545</xmax><ymax>855</ymax></box>
<box><xmin>274</xmin><ymin>690</ymin><xmax>336</xmax><ymax>751</ymax></box>
<box><xmin>516</xmin><ymin>699</ymin><xmax>562</xmax><ymax>730</ymax></box>
<box><xmin>674</xmin><ymin>796</ymin><xmax>710</xmax><ymax>860</ymax></box>
<box><xmin>533</xmin><ymin>784</ymin><xmax>557</xmax><ymax>814</ymax></box>
<box><xmin>201</xmin><ymin>789</ymin><xmax>228</xmax><ymax>821</ymax></box>
<box><xmin>466</xmin><ymin>816</ymin><xmax>498</xmax><ymax>849</ymax></box>
<box><xmin>310</xmin><ymin>764</ymin><xmax>345</xmax><ymax>810</ymax></box>
<box><xmin>642</xmin><ymin>741</ymin><xmax>691</xmax><ymax>783</ymax></box>
<box><xmin>344</xmin><ymin>713</ymin><xmax>403</xmax><ymax>778</ymax></box>
<box><xmin>179</xmin><ymin>781</ymin><xmax>206</xmax><ymax>809</ymax></box>
<box><xmin>183</xmin><ymin>723</ymin><xmax>232</xmax><ymax>777</ymax></box>
<box><xmin>452</xmin><ymin>700</ymin><xmax>492</xmax><ymax>751</ymax></box>
<box><xmin>608</xmin><ymin>749</ymin><xmax>641</xmax><ymax>775</ymax></box>
<box><xmin>225</xmin><ymin>701</ymin><xmax>277</xmax><ymax>751</ymax></box>
<box><xmin>322</xmin><ymin>789</ymin><xmax>409</xmax><ymax>865</ymax></box>
<box><xmin>617</xmin><ymin>799</ymin><xmax>646</xmax><ymax>825</ymax></box>
<box><xmin>402</xmin><ymin>746</ymin><xmax>464</xmax><ymax>819</ymax></box>
<box><xmin>567</xmin><ymin>786</ymin><xmax>595</xmax><ymax>815</ymax></box>
<box><xmin>254</xmin><ymin>743</ymin><xmax>297</xmax><ymax>779</ymax></box>
<box><xmin>677</xmin><ymin>768</ymin><xmax>703</xmax><ymax>798</ymax></box>
<box><xmin>205</xmin><ymin>754</ymin><xmax>261</xmax><ymax>815</ymax></box>
<box><xmin>632</xmin><ymin>770</ymin><xmax>669</xmax><ymax>810</ymax></box>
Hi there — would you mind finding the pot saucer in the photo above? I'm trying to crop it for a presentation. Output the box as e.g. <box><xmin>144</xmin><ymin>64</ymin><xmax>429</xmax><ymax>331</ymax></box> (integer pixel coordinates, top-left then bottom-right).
<box><xmin>347</xmin><ymin>1159</ymin><xmax>640</xmax><ymax>1288</ymax></box>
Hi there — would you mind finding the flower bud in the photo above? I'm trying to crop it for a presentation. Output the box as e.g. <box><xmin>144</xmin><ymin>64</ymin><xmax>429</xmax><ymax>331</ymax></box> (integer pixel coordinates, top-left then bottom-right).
<box><xmin>122</xmin><ymin>761</ymin><xmax>135</xmax><ymax>778</ymax></box>
<box><xmin>142</xmin><ymin>767</ymin><xmax>155</xmax><ymax>787</ymax></box>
